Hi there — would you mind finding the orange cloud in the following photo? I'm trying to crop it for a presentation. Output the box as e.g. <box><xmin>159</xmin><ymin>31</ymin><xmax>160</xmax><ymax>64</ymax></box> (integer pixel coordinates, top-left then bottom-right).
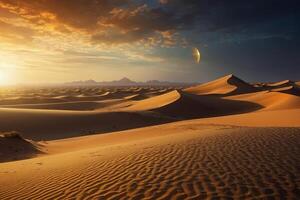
<box><xmin>0</xmin><ymin>0</ymin><xmax>184</xmax><ymax>46</ymax></box>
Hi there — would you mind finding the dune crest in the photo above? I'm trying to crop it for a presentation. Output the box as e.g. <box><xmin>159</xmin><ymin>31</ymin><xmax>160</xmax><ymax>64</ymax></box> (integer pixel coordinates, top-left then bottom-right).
<box><xmin>126</xmin><ymin>90</ymin><xmax>181</xmax><ymax>111</ymax></box>
<box><xmin>266</xmin><ymin>80</ymin><xmax>294</xmax><ymax>87</ymax></box>
<box><xmin>184</xmin><ymin>74</ymin><xmax>256</xmax><ymax>95</ymax></box>
<box><xmin>270</xmin><ymin>85</ymin><xmax>300</xmax><ymax>96</ymax></box>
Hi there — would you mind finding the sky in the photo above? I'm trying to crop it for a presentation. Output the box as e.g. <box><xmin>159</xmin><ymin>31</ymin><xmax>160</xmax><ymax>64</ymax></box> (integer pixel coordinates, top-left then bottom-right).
<box><xmin>0</xmin><ymin>0</ymin><xmax>299</xmax><ymax>85</ymax></box>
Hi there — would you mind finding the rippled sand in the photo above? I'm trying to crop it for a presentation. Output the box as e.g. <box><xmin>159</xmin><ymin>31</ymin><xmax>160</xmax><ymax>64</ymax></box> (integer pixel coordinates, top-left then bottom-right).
<box><xmin>0</xmin><ymin>126</ymin><xmax>300</xmax><ymax>199</ymax></box>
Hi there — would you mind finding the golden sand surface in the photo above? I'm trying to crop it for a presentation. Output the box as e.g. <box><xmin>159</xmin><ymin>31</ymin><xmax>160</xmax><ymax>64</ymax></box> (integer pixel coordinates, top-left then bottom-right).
<box><xmin>1</xmin><ymin>75</ymin><xmax>300</xmax><ymax>199</ymax></box>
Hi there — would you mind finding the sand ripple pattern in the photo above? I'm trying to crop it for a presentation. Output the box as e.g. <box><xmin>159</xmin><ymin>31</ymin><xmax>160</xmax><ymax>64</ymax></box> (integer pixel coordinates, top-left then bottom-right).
<box><xmin>1</xmin><ymin>127</ymin><xmax>300</xmax><ymax>199</ymax></box>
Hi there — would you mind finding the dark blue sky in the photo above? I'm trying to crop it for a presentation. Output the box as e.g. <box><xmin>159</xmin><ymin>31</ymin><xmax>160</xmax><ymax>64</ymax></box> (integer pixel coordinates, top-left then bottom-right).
<box><xmin>147</xmin><ymin>0</ymin><xmax>300</xmax><ymax>82</ymax></box>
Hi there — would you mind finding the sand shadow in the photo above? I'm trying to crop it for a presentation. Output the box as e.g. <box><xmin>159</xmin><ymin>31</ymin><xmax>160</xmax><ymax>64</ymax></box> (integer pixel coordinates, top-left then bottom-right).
<box><xmin>152</xmin><ymin>91</ymin><xmax>264</xmax><ymax>119</ymax></box>
<box><xmin>0</xmin><ymin>91</ymin><xmax>264</xmax><ymax>141</ymax></box>
<box><xmin>0</xmin><ymin>132</ymin><xmax>43</xmax><ymax>163</ymax></box>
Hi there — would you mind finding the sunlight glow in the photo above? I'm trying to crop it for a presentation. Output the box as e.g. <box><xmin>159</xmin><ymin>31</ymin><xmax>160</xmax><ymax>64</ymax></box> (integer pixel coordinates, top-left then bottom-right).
<box><xmin>0</xmin><ymin>69</ymin><xmax>10</xmax><ymax>85</ymax></box>
<box><xmin>0</xmin><ymin>63</ymin><xmax>15</xmax><ymax>86</ymax></box>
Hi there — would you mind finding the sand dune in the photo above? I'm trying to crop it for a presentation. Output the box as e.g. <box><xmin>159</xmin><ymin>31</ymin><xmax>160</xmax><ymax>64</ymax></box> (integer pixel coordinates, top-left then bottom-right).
<box><xmin>254</xmin><ymin>80</ymin><xmax>300</xmax><ymax>94</ymax></box>
<box><xmin>1</xmin><ymin>76</ymin><xmax>300</xmax><ymax>199</ymax></box>
<box><xmin>151</xmin><ymin>91</ymin><xmax>262</xmax><ymax>118</ymax></box>
<box><xmin>0</xmin><ymin>99</ymin><xmax>126</xmax><ymax>111</ymax></box>
<box><xmin>1</xmin><ymin>84</ymin><xmax>294</xmax><ymax>141</ymax></box>
<box><xmin>125</xmin><ymin>90</ymin><xmax>262</xmax><ymax>118</ymax></box>
<box><xmin>0</xmin><ymin>79</ymin><xmax>298</xmax><ymax>142</ymax></box>
<box><xmin>54</xmin><ymin>93</ymin><xmax>123</xmax><ymax>102</ymax></box>
<box><xmin>0</xmin><ymin>125</ymin><xmax>299</xmax><ymax>199</ymax></box>
<box><xmin>0</xmin><ymin>87</ymin><xmax>173</xmax><ymax>107</ymax></box>
<box><xmin>123</xmin><ymin>94</ymin><xmax>152</xmax><ymax>100</ymax></box>
<box><xmin>145</xmin><ymin>89</ymin><xmax>173</xmax><ymax>96</ymax></box>
<box><xmin>184</xmin><ymin>74</ymin><xmax>257</xmax><ymax>95</ymax></box>
<box><xmin>0</xmin><ymin>97</ymin><xmax>65</xmax><ymax>105</ymax></box>
<box><xmin>0</xmin><ymin>108</ymin><xmax>171</xmax><ymax>140</ymax></box>
<box><xmin>270</xmin><ymin>85</ymin><xmax>300</xmax><ymax>96</ymax></box>
<box><xmin>191</xmin><ymin>108</ymin><xmax>300</xmax><ymax>127</ymax></box>
<box><xmin>266</xmin><ymin>79</ymin><xmax>294</xmax><ymax>87</ymax></box>
<box><xmin>126</xmin><ymin>90</ymin><xmax>181</xmax><ymax>111</ymax></box>
<box><xmin>226</xmin><ymin>90</ymin><xmax>300</xmax><ymax>110</ymax></box>
<box><xmin>0</xmin><ymin>87</ymin><xmax>173</xmax><ymax>111</ymax></box>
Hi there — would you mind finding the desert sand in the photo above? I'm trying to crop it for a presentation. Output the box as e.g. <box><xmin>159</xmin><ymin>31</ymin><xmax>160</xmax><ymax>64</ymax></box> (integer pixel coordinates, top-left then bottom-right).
<box><xmin>0</xmin><ymin>75</ymin><xmax>300</xmax><ymax>199</ymax></box>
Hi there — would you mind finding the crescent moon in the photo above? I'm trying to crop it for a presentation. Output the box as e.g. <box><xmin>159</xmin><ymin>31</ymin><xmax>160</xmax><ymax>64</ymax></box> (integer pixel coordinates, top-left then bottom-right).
<box><xmin>192</xmin><ymin>48</ymin><xmax>201</xmax><ymax>64</ymax></box>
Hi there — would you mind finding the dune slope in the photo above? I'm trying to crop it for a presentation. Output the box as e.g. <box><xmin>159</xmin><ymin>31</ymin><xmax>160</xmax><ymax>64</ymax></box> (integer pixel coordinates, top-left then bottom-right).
<box><xmin>271</xmin><ymin>85</ymin><xmax>300</xmax><ymax>96</ymax></box>
<box><xmin>193</xmin><ymin>109</ymin><xmax>300</xmax><ymax>127</ymax></box>
<box><xmin>125</xmin><ymin>90</ymin><xmax>262</xmax><ymax>119</ymax></box>
<box><xmin>125</xmin><ymin>90</ymin><xmax>181</xmax><ymax>111</ymax></box>
<box><xmin>154</xmin><ymin>92</ymin><xmax>262</xmax><ymax>118</ymax></box>
<box><xmin>0</xmin><ymin>99</ymin><xmax>127</xmax><ymax>111</ymax></box>
<box><xmin>226</xmin><ymin>91</ymin><xmax>300</xmax><ymax>110</ymax></box>
<box><xmin>0</xmin><ymin>108</ymin><xmax>171</xmax><ymax>141</ymax></box>
<box><xmin>0</xmin><ymin>125</ymin><xmax>299</xmax><ymax>199</ymax></box>
<box><xmin>0</xmin><ymin>88</ymin><xmax>268</xmax><ymax>141</ymax></box>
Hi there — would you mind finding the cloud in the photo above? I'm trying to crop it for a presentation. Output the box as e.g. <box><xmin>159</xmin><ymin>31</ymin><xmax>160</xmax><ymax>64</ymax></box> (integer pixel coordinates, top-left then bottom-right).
<box><xmin>0</xmin><ymin>0</ymin><xmax>299</xmax><ymax>47</ymax></box>
<box><xmin>0</xmin><ymin>18</ymin><xmax>34</xmax><ymax>44</ymax></box>
<box><xmin>0</xmin><ymin>0</ymin><xmax>184</xmax><ymax>46</ymax></box>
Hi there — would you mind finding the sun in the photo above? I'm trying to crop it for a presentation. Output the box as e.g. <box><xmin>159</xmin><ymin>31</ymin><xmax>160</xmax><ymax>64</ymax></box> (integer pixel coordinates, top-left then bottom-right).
<box><xmin>0</xmin><ymin>70</ymin><xmax>7</xmax><ymax>85</ymax></box>
<box><xmin>0</xmin><ymin>68</ymin><xmax>12</xmax><ymax>86</ymax></box>
<box><xmin>0</xmin><ymin>60</ymin><xmax>17</xmax><ymax>86</ymax></box>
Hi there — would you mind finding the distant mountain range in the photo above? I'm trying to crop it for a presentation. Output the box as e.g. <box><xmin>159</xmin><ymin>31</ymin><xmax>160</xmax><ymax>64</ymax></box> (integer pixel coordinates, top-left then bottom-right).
<box><xmin>65</xmin><ymin>77</ymin><xmax>196</xmax><ymax>86</ymax></box>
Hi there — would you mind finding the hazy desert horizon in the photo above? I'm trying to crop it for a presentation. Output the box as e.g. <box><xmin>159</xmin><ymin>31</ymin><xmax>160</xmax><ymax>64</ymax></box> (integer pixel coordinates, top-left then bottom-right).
<box><xmin>2</xmin><ymin>74</ymin><xmax>299</xmax><ymax>88</ymax></box>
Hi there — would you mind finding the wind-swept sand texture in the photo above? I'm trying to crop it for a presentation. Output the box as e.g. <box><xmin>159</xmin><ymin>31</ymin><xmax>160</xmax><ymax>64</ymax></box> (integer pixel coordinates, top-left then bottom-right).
<box><xmin>0</xmin><ymin>125</ymin><xmax>299</xmax><ymax>199</ymax></box>
<box><xmin>1</xmin><ymin>74</ymin><xmax>300</xmax><ymax>199</ymax></box>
